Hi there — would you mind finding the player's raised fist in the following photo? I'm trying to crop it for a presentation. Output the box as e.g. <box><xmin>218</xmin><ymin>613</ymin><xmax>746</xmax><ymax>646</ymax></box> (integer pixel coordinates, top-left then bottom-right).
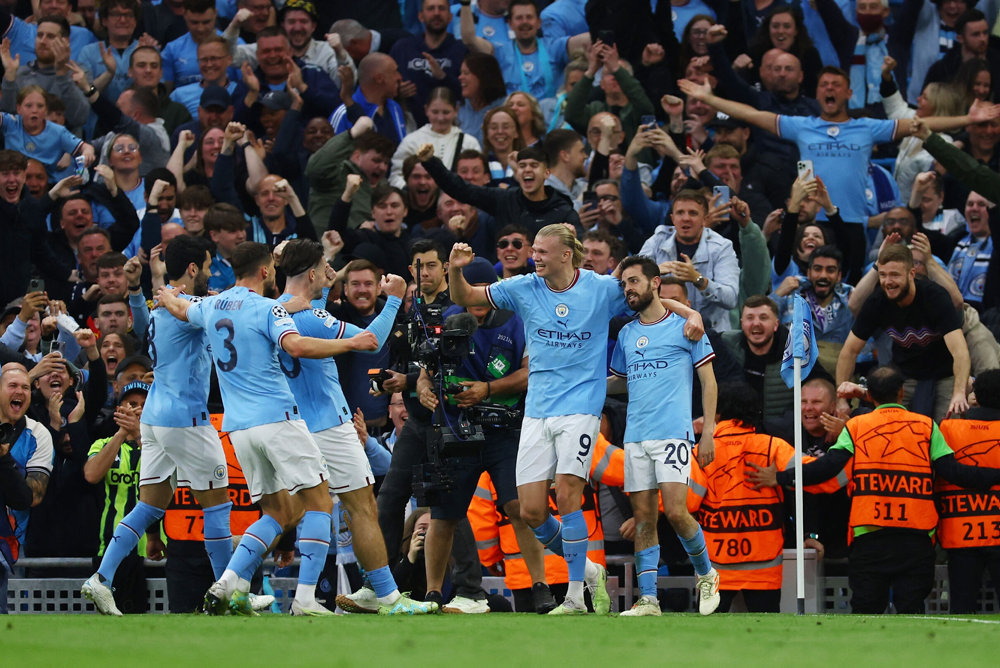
<box><xmin>381</xmin><ymin>274</ymin><xmax>407</xmax><ymax>299</ymax></box>
<box><xmin>450</xmin><ymin>243</ymin><xmax>474</xmax><ymax>269</ymax></box>
<box><xmin>351</xmin><ymin>330</ymin><xmax>379</xmax><ymax>351</ymax></box>
<box><xmin>415</xmin><ymin>143</ymin><xmax>435</xmax><ymax>162</ymax></box>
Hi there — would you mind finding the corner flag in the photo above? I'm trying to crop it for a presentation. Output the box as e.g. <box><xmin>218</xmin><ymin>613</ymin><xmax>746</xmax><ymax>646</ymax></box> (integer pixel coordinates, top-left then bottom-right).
<box><xmin>780</xmin><ymin>293</ymin><xmax>818</xmax><ymax>388</ymax></box>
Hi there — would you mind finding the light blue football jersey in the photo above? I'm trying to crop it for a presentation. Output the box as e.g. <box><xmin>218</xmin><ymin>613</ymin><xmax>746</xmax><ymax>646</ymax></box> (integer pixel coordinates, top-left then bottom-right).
<box><xmin>186</xmin><ymin>286</ymin><xmax>300</xmax><ymax>432</ymax></box>
<box><xmin>277</xmin><ymin>294</ymin><xmax>401</xmax><ymax>433</ymax></box>
<box><xmin>142</xmin><ymin>294</ymin><xmax>213</xmax><ymax>428</ymax></box>
<box><xmin>485</xmin><ymin>269</ymin><xmax>625</xmax><ymax>418</ymax></box>
<box><xmin>610</xmin><ymin>311</ymin><xmax>715</xmax><ymax>443</ymax></box>
<box><xmin>776</xmin><ymin>115</ymin><xmax>897</xmax><ymax>223</ymax></box>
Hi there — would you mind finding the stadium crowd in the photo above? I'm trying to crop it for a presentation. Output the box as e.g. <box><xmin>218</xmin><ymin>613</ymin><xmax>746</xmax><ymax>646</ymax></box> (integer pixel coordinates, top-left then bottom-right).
<box><xmin>2</xmin><ymin>0</ymin><xmax>1000</xmax><ymax>617</ymax></box>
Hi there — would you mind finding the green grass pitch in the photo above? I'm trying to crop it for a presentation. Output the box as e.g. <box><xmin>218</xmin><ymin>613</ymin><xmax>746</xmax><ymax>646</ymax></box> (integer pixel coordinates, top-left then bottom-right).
<box><xmin>4</xmin><ymin>613</ymin><xmax>999</xmax><ymax>666</ymax></box>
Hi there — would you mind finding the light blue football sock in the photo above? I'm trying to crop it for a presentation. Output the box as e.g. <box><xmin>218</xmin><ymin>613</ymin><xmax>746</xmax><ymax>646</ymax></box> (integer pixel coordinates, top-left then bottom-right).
<box><xmin>367</xmin><ymin>565</ymin><xmax>397</xmax><ymax>598</ymax></box>
<box><xmin>679</xmin><ymin>526</ymin><xmax>712</xmax><ymax>577</ymax></box>
<box><xmin>561</xmin><ymin>510</ymin><xmax>587</xmax><ymax>583</ymax></box>
<box><xmin>532</xmin><ymin>514</ymin><xmax>564</xmax><ymax>557</ymax></box>
<box><xmin>296</xmin><ymin>511</ymin><xmax>332</xmax><ymax>586</ymax></box>
<box><xmin>635</xmin><ymin>545</ymin><xmax>660</xmax><ymax>598</ymax></box>
<box><xmin>97</xmin><ymin>501</ymin><xmax>164</xmax><ymax>582</ymax></box>
<box><xmin>231</xmin><ymin>514</ymin><xmax>283</xmax><ymax>581</ymax></box>
<box><xmin>202</xmin><ymin>502</ymin><xmax>233</xmax><ymax>580</ymax></box>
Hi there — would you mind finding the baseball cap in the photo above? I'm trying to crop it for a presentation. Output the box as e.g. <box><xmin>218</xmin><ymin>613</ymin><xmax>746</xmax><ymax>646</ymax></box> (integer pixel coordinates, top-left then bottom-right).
<box><xmin>462</xmin><ymin>257</ymin><xmax>498</xmax><ymax>285</ymax></box>
<box><xmin>259</xmin><ymin>90</ymin><xmax>292</xmax><ymax>111</ymax></box>
<box><xmin>200</xmin><ymin>85</ymin><xmax>232</xmax><ymax>110</ymax></box>
<box><xmin>280</xmin><ymin>0</ymin><xmax>318</xmax><ymax>22</ymax></box>
<box><xmin>707</xmin><ymin>112</ymin><xmax>749</xmax><ymax>130</ymax></box>
<box><xmin>119</xmin><ymin>380</ymin><xmax>150</xmax><ymax>401</ymax></box>
<box><xmin>115</xmin><ymin>354</ymin><xmax>153</xmax><ymax>379</ymax></box>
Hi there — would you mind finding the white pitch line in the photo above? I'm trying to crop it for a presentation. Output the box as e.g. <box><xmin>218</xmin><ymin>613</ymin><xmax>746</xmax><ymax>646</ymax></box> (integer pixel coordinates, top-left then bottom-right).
<box><xmin>853</xmin><ymin>614</ymin><xmax>1000</xmax><ymax>625</ymax></box>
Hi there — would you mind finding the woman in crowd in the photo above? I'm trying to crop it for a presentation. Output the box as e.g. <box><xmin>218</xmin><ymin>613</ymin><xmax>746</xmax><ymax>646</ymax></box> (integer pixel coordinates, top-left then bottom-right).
<box><xmin>167</xmin><ymin>127</ymin><xmax>224</xmax><ymax>191</ymax></box>
<box><xmin>481</xmin><ymin>106</ymin><xmax>524</xmax><ymax>183</ymax></box>
<box><xmin>746</xmin><ymin>7</ymin><xmax>822</xmax><ymax>95</ymax></box>
<box><xmin>93</xmin><ymin>133</ymin><xmax>146</xmax><ymax>225</ymax></box>
<box><xmin>506</xmin><ymin>91</ymin><xmax>546</xmax><ymax>148</ymax></box>
<box><xmin>457</xmin><ymin>53</ymin><xmax>507</xmax><ymax>145</ymax></box>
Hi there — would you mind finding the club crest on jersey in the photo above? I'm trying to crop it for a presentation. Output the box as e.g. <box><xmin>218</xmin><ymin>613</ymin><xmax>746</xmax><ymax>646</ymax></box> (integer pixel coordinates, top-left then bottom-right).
<box><xmin>272</xmin><ymin>304</ymin><xmax>290</xmax><ymax>318</ymax></box>
<box><xmin>826</xmin><ymin>125</ymin><xmax>840</xmax><ymax>138</ymax></box>
<box><xmin>636</xmin><ymin>336</ymin><xmax>649</xmax><ymax>348</ymax></box>
<box><xmin>214</xmin><ymin>465</ymin><xmax>226</xmax><ymax>480</ymax></box>
<box><xmin>554</xmin><ymin>303</ymin><xmax>569</xmax><ymax>318</ymax></box>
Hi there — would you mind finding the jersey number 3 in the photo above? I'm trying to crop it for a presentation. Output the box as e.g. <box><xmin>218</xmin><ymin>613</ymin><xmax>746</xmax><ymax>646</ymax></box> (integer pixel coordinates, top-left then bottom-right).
<box><xmin>215</xmin><ymin>319</ymin><xmax>238</xmax><ymax>372</ymax></box>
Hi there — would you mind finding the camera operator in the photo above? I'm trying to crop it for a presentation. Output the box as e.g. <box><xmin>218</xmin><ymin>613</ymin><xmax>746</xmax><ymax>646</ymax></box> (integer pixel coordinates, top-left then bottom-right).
<box><xmin>414</xmin><ymin>257</ymin><xmax>539</xmax><ymax>613</ymax></box>
<box><xmin>376</xmin><ymin>241</ymin><xmax>454</xmax><ymax>553</ymax></box>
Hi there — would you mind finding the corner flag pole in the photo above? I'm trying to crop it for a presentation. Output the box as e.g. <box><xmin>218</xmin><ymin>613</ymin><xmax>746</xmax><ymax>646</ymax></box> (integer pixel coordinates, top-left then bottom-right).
<box><xmin>793</xmin><ymin>356</ymin><xmax>805</xmax><ymax>616</ymax></box>
<box><xmin>781</xmin><ymin>294</ymin><xmax>815</xmax><ymax>615</ymax></box>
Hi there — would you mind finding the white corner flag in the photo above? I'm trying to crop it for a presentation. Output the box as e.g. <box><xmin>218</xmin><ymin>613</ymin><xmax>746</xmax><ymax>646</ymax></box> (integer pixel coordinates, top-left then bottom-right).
<box><xmin>780</xmin><ymin>293</ymin><xmax>817</xmax><ymax>615</ymax></box>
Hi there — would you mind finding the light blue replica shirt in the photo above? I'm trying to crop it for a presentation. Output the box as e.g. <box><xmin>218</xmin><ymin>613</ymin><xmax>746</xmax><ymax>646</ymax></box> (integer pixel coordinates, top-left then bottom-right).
<box><xmin>142</xmin><ymin>294</ymin><xmax>213</xmax><ymax>428</ymax></box>
<box><xmin>186</xmin><ymin>286</ymin><xmax>301</xmax><ymax>432</ymax></box>
<box><xmin>609</xmin><ymin>311</ymin><xmax>715</xmax><ymax>443</ymax></box>
<box><xmin>485</xmin><ymin>269</ymin><xmax>625</xmax><ymax>418</ymax></box>
<box><xmin>776</xmin><ymin>115</ymin><xmax>897</xmax><ymax>224</ymax></box>
<box><xmin>276</xmin><ymin>294</ymin><xmax>401</xmax><ymax>433</ymax></box>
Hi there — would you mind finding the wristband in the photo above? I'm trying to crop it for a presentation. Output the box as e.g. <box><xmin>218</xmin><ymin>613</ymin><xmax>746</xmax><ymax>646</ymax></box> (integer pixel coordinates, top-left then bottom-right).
<box><xmin>486</xmin><ymin>381</ymin><xmax>491</xmax><ymax>398</ymax></box>
<box><xmin>86</xmin><ymin>85</ymin><xmax>97</xmax><ymax>96</ymax></box>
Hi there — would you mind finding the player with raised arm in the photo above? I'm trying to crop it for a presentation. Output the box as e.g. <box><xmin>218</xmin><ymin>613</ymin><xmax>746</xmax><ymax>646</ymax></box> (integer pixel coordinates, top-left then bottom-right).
<box><xmin>155</xmin><ymin>241</ymin><xmax>379</xmax><ymax>616</ymax></box>
<box><xmin>608</xmin><ymin>255</ymin><xmax>721</xmax><ymax>617</ymax></box>
<box><xmin>274</xmin><ymin>239</ymin><xmax>437</xmax><ymax>616</ymax></box>
<box><xmin>82</xmin><ymin>235</ymin><xmax>258</xmax><ymax>617</ymax></box>
<box><xmin>448</xmin><ymin>226</ymin><xmax>705</xmax><ymax>615</ymax></box>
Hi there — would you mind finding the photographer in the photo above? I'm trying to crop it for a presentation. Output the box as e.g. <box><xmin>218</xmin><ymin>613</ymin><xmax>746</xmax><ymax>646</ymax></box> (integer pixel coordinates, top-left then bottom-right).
<box><xmin>414</xmin><ymin>257</ymin><xmax>537</xmax><ymax>613</ymax></box>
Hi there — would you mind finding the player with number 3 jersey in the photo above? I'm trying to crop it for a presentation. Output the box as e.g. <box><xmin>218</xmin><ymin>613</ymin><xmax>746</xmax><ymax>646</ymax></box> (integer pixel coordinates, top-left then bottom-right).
<box><xmin>156</xmin><ymin>242</ymin><xmax>380</xmax><ymax>617</ymax></box>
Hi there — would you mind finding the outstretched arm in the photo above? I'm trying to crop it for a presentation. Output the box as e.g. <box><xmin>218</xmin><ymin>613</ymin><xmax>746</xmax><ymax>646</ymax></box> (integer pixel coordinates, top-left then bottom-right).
<box><xmin>678</xmin><ymin>78</ymin><xmax>779</xmax><ymax>134</ymax></box>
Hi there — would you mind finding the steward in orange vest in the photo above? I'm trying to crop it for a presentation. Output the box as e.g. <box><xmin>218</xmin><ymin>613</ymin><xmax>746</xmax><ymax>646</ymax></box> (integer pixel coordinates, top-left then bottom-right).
<box><xmin>751</xmin><ymin>366</ymin><xmax>1000</xmax><ymax>614</ymax></box>
<box><xmin>937</xmin><ymin>370</ymin><xmax>1000</xmax><ymax>614</ymax></box>
<box><xmin>688</xmin><ymin>418</ymin><xmax>836</xmax><ymax>612</ymax></box>
<box><xmin>468</xmin><ymin>433</ymin><xmax>623</xmax><ymax>612</ymax></box>
<box><xmin>162</xmin><ymin>414</ymin><xmax>261</xmax><ymax>613</ymax></box>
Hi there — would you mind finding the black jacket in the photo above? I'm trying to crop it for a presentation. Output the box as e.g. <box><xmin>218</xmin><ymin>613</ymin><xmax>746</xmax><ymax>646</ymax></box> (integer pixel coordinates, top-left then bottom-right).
<box><xmin>0</xmin><ymin>191</ymin><xmax>73</xmax><ymax>308</ymax></box>
<box><xmin>424</xmin><ymin>157</ymin><xmax>581</xmax><ymax>237</ymax></box>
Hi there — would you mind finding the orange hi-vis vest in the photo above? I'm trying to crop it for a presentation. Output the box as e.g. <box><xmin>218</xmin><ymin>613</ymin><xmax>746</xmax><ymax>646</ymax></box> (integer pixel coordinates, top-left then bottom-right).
<box><xmin>843</xmin><ymin>407</ymin><xmax>939</xmax><ymax>543</ymax></box>
<box><xmin>467</xmin><ymin>433</ymin><xmax>623</xmax><ymax>591</ymax></box>
<box><xmin>163</xmin><ymin>414</ymin><xmax>260</xmax><ymax>541</ymax></box>
<box><xmin>936</xmin><ymin>418</ymin><xmax>1000</xmax><ymax>549</ymax></box>
<box><xmin>687</xmin><ymin>420</ymin><xmax>828</xmax><ymax>590</ymax></box>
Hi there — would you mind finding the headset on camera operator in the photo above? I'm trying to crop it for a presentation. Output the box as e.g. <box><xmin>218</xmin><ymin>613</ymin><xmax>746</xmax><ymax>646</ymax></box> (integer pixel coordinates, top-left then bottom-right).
<box><xmin>412</xmin><ymin>257</ymin><xmax>545</xmax><ymax>612</ymax></box>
